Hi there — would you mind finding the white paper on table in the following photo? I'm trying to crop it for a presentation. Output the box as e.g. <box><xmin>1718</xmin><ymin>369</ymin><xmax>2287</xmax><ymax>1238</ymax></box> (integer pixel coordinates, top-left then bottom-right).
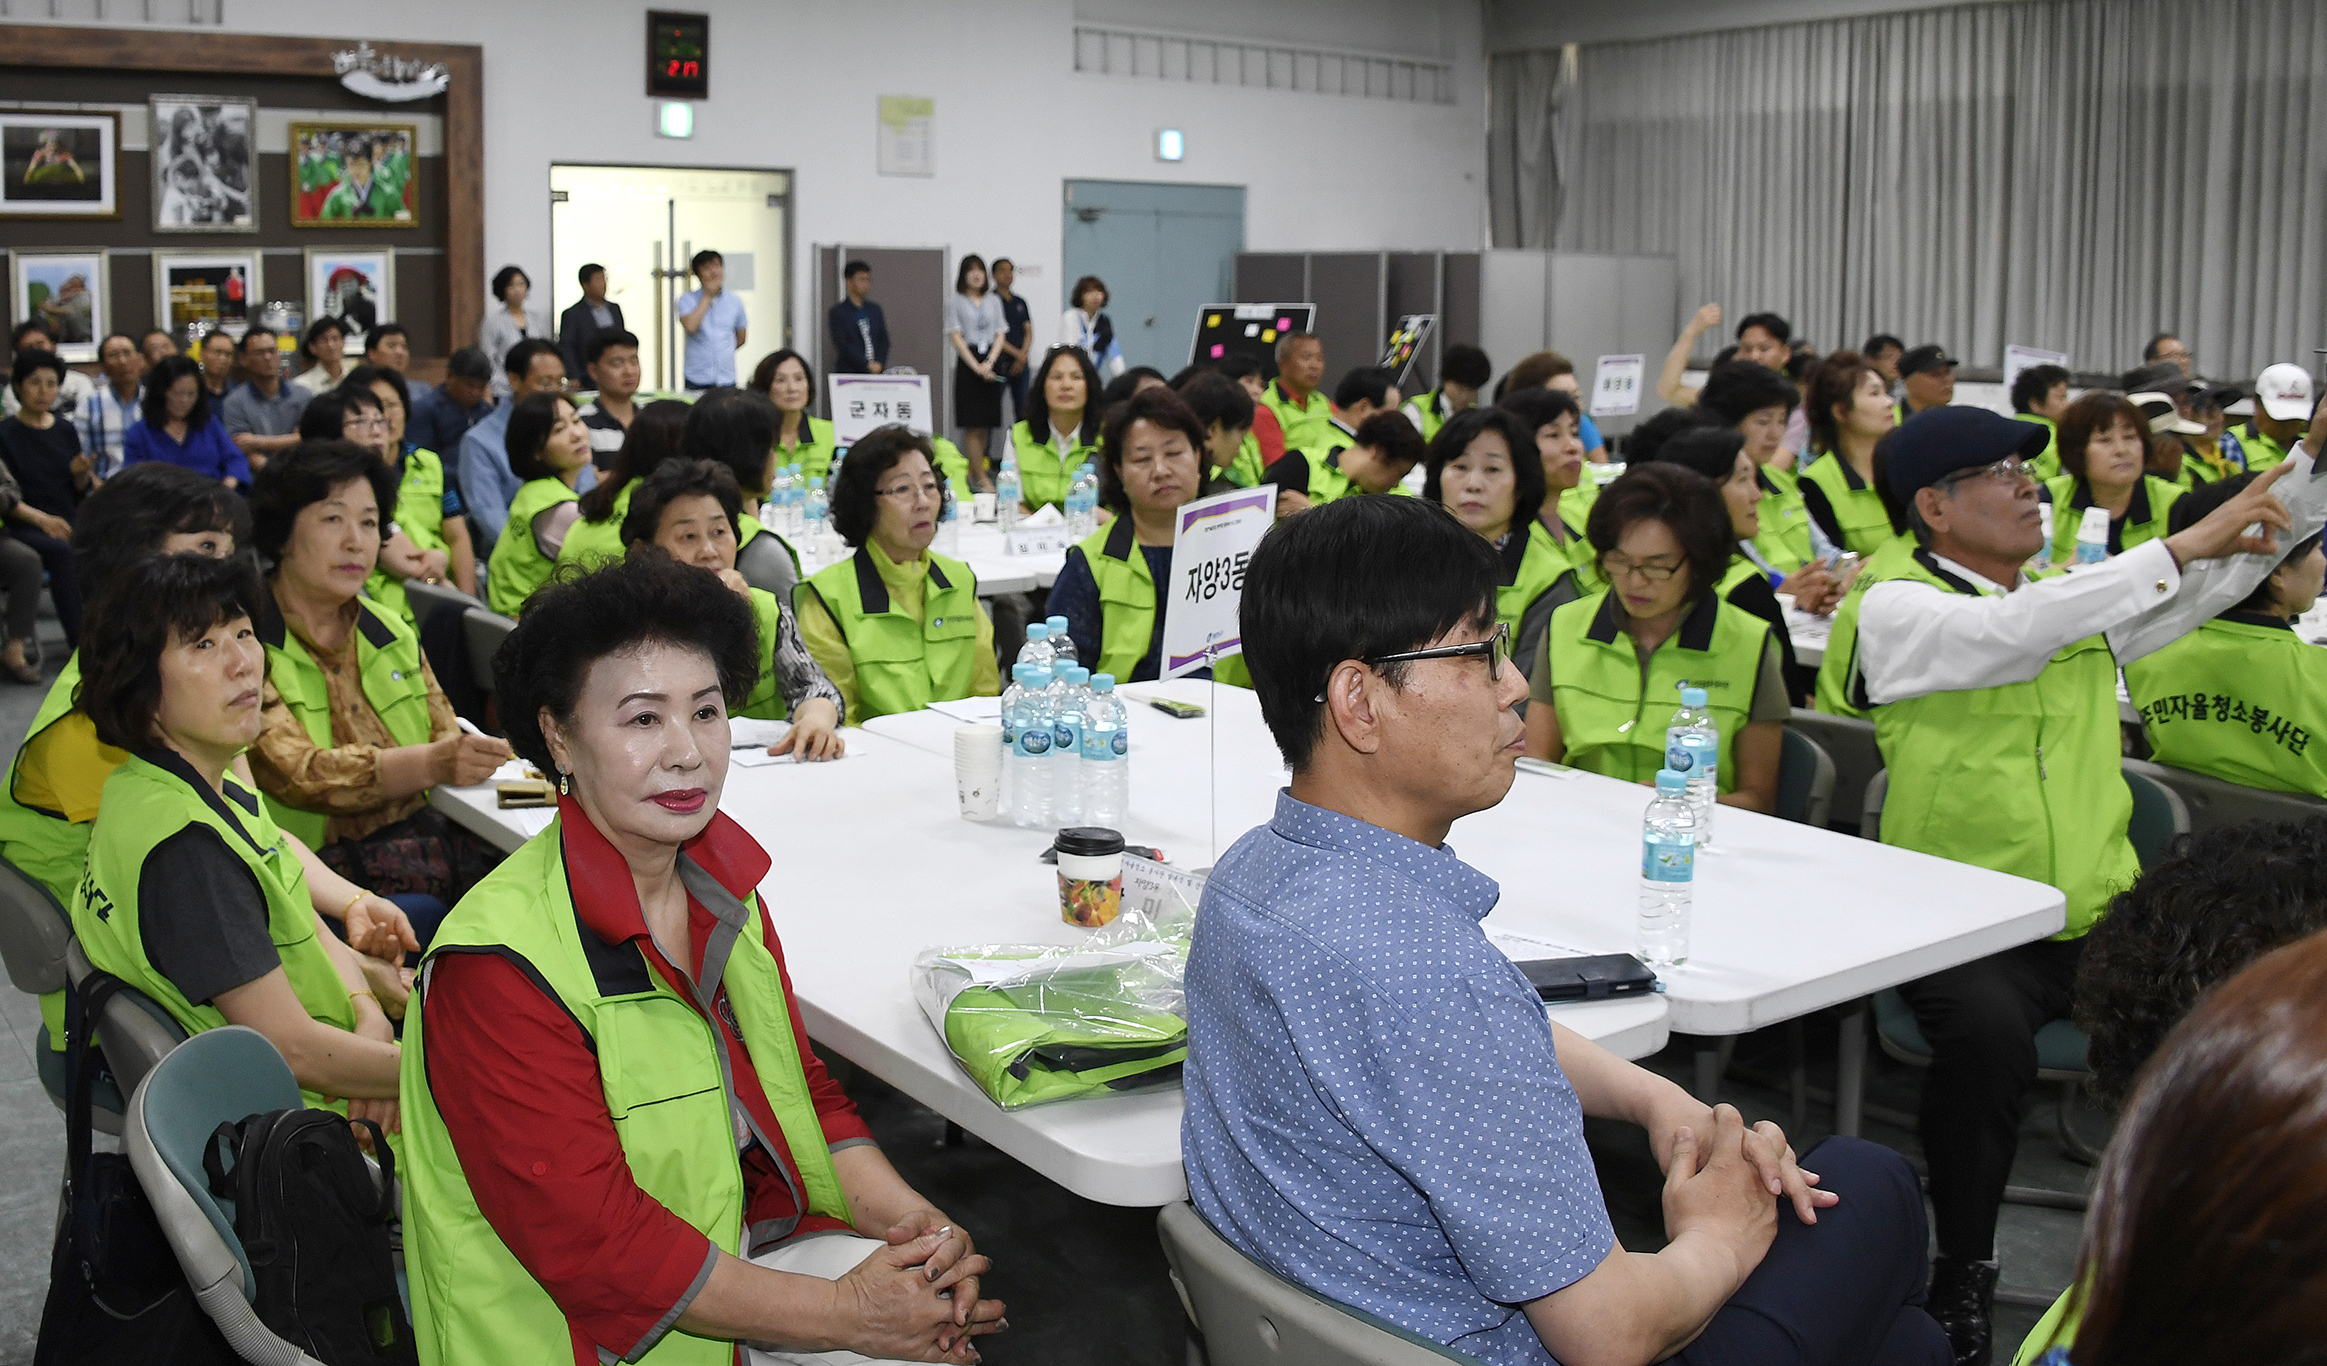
<box><xmin>1483</xmin><ymin>925</ymin><xmax>1597</xmax><ymax>962</ymax></box>
<box><xmin>1019</xmin><ymin>504</ymin><xmax>1065</xmax><ymax>528</ymax></box>
<box><xmin>728</xmin><ymin>718</ymin><xmax>793</xmax><ymax>749</ymax></box>
<box><xmin>732</xmin><ymin>744</ymin><xmax>852</xmax><ymax>767</ymax></box>
<box><xmin>486</xmin><ymin>758</ymin><xmax>535</xmax><ymax>784</ymax></box>
<box><xmin>928</xmin><ymin>696</ymin><xmax>1002</xmax><ymax>724</ymax></box>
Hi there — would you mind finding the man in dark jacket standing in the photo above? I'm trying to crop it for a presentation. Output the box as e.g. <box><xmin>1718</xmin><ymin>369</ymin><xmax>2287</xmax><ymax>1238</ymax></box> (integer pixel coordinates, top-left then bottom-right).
<box><xmin>558</xmin><ymin>263</ymin><xmax>626</xmax><ymax>382</ymax></box>
<box><xmin>827</xmin><ymin>259</ymin><xmax>889</xmax><ymax>374</ymax></box>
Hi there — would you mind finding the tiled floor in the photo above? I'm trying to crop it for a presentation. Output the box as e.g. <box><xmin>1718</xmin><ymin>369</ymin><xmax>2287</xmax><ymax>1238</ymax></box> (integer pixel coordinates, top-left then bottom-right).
<box><xmin>0</xmin><ymin>608</ymin><xmax>2090</xmax><ymax>1363</ymax></box>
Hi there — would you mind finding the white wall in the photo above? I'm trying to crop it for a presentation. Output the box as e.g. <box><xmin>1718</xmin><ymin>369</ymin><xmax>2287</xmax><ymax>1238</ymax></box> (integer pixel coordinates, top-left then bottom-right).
<box><xmin>170</xmin><ymin>0</ymin><xmax>1487</xmax><ymax>357</ymax></box>
<box><xmin>1486</xmin><ymin>0</ymin><xmax>2016</xmax><ymax>51</ymax></box>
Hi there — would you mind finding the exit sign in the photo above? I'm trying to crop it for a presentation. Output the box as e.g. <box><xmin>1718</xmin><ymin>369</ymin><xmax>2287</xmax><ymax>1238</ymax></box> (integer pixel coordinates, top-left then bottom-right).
<box><xmin>647</xmin><ymin>10</ymin><xmax>709</xmax><ymax>99</ymax></box>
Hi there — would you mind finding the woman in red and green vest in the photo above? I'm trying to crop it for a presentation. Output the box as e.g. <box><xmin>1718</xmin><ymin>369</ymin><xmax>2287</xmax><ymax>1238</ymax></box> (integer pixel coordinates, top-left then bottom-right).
<box><xmin>752</xmin><ymin>347</ymin><xmax>839</xmax><ymax>482</ymax></box>
<box><xmin>244</xmin><ymin>441</ymin><xmax>510</xmax><ymax>946</ymax></box>
<box><xmin>1800</xmin><ymin>350</ymin><xmax>1902</xmax><ymax>557</ymax></box>
<box><xmin>2042</xmin><ymin>392</ymin><xmax>2184</xmax><ymax>564</ymax></box>
<box><xmin>69</xmin><ymin>552</ymin><xmax>404</xmax><ymax>1136</ymax></box>
<box><xmin>797</xmin><ymin>426</ymin><xmax>998</xmax><ymax>723</ymax></box>
<box><xmin>1526</xmin><ymin>463</ymin><xmax>1786</xmax><ymax>812</ymax></box>
<box><xmin>1048</xmin><ymin>387</ymin><xmax>1252</xmax><ymax>687</ymax></box>
<box><xmin>400</xmin><ymin>553</ymin><xmax>1002</xmax><ymax>1365</ymax></box>
<box><xmin>1425</xmin><ymin>405</ymin><xmax>1576</xmax><ymax>687</ymax></box>
<box><xmin>487</xmin><ymin>393</ymin><xmax>594</xmax><ymax>616</ymax></box>
<box><xmin>621</xmin><ymin>457</ymin><xmax>845</xmax><ymax>757</ymax></box>
<box><xmin>1003</xmin><ymin>346</ymin><xmax>1103</xmax><ymax>513</ymax></box>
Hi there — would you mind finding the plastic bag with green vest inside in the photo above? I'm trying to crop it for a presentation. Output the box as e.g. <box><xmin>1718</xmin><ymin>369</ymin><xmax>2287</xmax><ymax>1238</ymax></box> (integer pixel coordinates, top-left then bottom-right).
<box><xmin>911</xmin><ymin>895</ymin><xmax>1193</xmax><ymax>1109</ymax></box>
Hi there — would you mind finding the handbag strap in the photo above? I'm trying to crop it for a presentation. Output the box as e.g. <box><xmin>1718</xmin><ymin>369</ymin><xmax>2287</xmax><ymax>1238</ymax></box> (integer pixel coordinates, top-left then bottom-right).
<box><xmin>61</xmin><ymin>972</ymin><xmax>128</xmax><ymax>1204</ymax></box>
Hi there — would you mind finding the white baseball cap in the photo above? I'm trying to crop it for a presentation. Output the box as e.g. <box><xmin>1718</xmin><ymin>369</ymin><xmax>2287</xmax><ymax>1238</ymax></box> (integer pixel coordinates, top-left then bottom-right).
<box><xmin>2129</xmin><ymin>392</ymin><xmax>2206</xmax><ymax>437</ymax></box>
<box><xmin>2255</xmin><ymin>362</ymin><xmax>2314</xmax><ymax>422</ymax></box>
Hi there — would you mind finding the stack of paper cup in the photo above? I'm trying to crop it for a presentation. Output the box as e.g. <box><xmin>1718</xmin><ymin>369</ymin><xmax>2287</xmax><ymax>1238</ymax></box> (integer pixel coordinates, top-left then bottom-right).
<box><xmin>953</xmin><ymin>724</ymin><xmax>1004</xmax><ymax>821</ymax></box>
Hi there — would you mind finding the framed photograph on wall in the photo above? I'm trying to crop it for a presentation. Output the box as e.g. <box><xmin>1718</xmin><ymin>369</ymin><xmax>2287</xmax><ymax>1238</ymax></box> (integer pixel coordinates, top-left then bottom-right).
<box><xmin>0</xmin><ymin>111</ymin><xmax>119</xmax><ymax>220</ymax></box>
<box><xmin>9</xmin><ymin>250</ymin><xmax>110</xmax><ymax>362</ymax></box>
<box><xmin>149</xmin><ymin>95</ymin><xmax>258</xmax><ymax>232</ymax></box>
<box><xmin>154</xmin><ymin>251</ymin><xmax>260</xmax><ymax>337</ymax></box>
<box><xmin>306</xmin><ymin>248</ymin><xmax>394</xmax><ymax>355</ymax></box>
<box><xmin>288</xmin><ymin>121</ymin><xmax>418</xmax><ymax>228</ymax></box>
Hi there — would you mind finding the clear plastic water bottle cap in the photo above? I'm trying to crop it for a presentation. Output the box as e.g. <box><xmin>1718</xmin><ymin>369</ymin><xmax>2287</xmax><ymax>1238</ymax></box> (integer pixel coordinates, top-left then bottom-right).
<box><xmin>1656</xmin><ymin>769</ymin><xmax>1689</xmax><ymax>792</ymax></box>
<box><xmin>1066</xmin><ymin>667</ymin><xmax>1089</xmax><ymax>685</ymax></box>
<box><xmin>1025</xmin><ymin>623</ymin><xmax>1048</xmax><ymax>640</ymax></box>
<box><xmin>1092</xmin><ymin>674</ymin><xmax>1115</xmax><ymax>692</ymax></box>
<box><xmin>1012</xmin><ymin>664</ymin><xmax>1034</xmax><ymax>684</ymax></box>
<box><xmin>1024</xmin><ymin>667</ymin><xmax>1053</xmax><ymax>689</ymax></box>
<box><xmin>1046</xmin><ymin>616</ymin><xmax>1070</xmax><ymax>633</ymax></box>
<box><xmin>1681</xmin><ymin>687</ymin><xmax>1709</xmax><ymax>707</ymax></box>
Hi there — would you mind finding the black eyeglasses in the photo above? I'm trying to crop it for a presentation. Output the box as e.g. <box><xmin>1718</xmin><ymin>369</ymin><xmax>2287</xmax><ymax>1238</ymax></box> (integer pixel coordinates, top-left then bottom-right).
<box><xmin>1315</xmin><ymin>623</ymin><xmax>1509</xmax><ymax>701</ymax></box>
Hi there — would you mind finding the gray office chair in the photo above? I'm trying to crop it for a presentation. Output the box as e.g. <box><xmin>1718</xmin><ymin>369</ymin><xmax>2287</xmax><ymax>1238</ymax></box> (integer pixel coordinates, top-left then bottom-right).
<box><xmin>1158</xmin><ymin>1203</ymin><xmax>1483</xmax><ymax>1366</ymax></box>
<box><xmin>65</xmin><ymin>939</ymin><xmax>187</xmax><ymax>1103</ymax></box>
<box><xmin>735</xmin><ymin>527</ymin><xmax>800</xmax><ymax>601</ymax></box>
<box><xmin>125</xmin><ymin>1027</ymin><xmax>338</xmax><ymax>1365</ymax></box>
<box><xmin>1859</xmin><ymin>767</ymin><xmax>1888</xmax><ymax>843</ymax></box>
<box><xmin>1787</xmin><ymin>707</ymin><xmax>1881</xmax><ymax>833</ymax></box>
<box><xmin>461</xmin><ymin>606</ymin><xmax>518</xmax><ymax>698</ymax></box>
<box><xmin>401</xmin><ymin>577</ymin><xmax>484</xmax><ymax>633</ymax></box>
<box><xmin>1775</xmin><ymin>728</ymin><xmax>1836</xmax><ymax>828</ymax></box>
<box><xmin>2122</xmin><ymin>756</ymin><xmax>2326</xmax><ymax>837</ymax></box>
<box><xmin>0</xmin><ymin>855</ymin><xmax>119</xmax><ymax>1127</ymax></box>
<box><xmin>2119</xmin><ymin>763</ymin><xmax>2191</xmax><ymax>869</ymax></box>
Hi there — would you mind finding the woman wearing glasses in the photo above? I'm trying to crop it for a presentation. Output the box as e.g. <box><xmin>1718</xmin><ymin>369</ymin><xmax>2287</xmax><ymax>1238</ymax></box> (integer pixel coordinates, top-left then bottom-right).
<box><xmin>796</xmin><ymin>425</ymin><xmax>998</xmax><ymax>723</ymax></box>
<box><xmin>2043</xmin><ymin>392</ymin><xmax>2185</xmax><ymax>563</ymax></box>
<box><xmin>1421</xmin><ymin>405</ymin><xmax>1580</xmax><ymax>685</ymax></box>
<box><xmin>1525</xmin><ymin>462</ymin><xmax>1785</xmax><ymax>812</ymax></box>
<box><xmin>1634</xmin><ymin>424</ymin><xmax>1811</xmax><ymax>703</ymax></box>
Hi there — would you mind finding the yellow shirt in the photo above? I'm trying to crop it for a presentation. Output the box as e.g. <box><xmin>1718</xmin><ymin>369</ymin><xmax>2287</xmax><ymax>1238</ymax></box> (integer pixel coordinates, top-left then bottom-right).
<box><xmin>13</xmin><ymin>713</ymin><xmax>125</xmax><ymax>823</ymax></box>
<box><xmin>795</xmin><ymin>540</ymin><xmax>1000</xmax><ymax>725</ymax></box>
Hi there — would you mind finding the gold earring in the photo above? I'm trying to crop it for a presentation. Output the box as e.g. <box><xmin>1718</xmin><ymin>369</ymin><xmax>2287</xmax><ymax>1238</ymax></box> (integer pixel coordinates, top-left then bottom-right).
<box><xmin>558</xmin><ymin>769</ymin><xmax>569</xmax><ymax>796</ymax></box>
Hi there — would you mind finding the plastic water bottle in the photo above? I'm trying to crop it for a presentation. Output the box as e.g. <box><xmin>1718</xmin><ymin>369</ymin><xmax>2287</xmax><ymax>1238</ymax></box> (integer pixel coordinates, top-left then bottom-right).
<box><xmin>770</xmin><ymin>463</ymin><xmax>794</xmax><ymax>536</ymax></box>
<box><xmin>1050</xmin><ymin>666</ymin><xmax>1088</xmax><ymax>825</ymax></box>
<box><xmin>2033</xmin><ymin>501</ymin><xmax>2055</xmax><ymax>570</ymax></box>
<box><xmin>934</xmin><ymin>492</ymin><xmax>960</xmax><ymax>557</ymax></box>
<box><xmin>1015</xmin><ymin>622</ymin><xmax>1054</xmax><ymax>675</ymax></box>
<box><xmin>999</xmin><ymin>664</ymin><xmax>1031</xmax><ymax>821</ymax></box>
<box><xmin>802</xmin><ymin>478</ymin><xmax>830</xmax><ymax>570</ymax></box>
<box><xmin>2074</xmin><ymin>506</ymin><xmax>2110</xmax><ymax>567</ymax></box>
<box><xmin>1044</xmin><ymin>615</ymin><xmax>1077</xmax><ymax>671</ymax></box>
<box><xmin>996</xmin><ymin>458</ymin><xmax>1022</xmax><ymax>531</ymax></box>
<box><xmin>1638</xmin><ymin>769</ymin><xmax>1698</xmax><ymax>966</ymax></box>
<box><xmin>1082</xmin><ymin>673</ymin><xmax>1129</xmax><ymax>825</ymax></box>
<box><xmin>1009</xmin><ymin>665</ymin><xmax>1056</xmax><ymax>829</ymax></box>
<box><xmin>1666</xmin><ymin>686</ymin><xmax>1719</xmax><ymax>846</ymax></box>
<box><xmin>786</xmin><ymin>464</ymin><xmax>807</xmax><ymax>537</ymax></box>
<box><xmin>1067</xmin><ymin>464</ymin><xmax>1098</xmax><ymax>539</ymax></box>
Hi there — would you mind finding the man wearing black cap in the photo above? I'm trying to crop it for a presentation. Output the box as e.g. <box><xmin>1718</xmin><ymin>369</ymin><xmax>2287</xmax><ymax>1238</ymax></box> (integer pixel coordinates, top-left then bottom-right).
<box><xmin>1839</xmin><ymin>404</ymin><xmax>2327</xmax><ymax>1366</ymax></box>
<box><xmin>1896</xmin><ymin>345</ymin><xmax>1956</xmax><ymax>418</ymax></box>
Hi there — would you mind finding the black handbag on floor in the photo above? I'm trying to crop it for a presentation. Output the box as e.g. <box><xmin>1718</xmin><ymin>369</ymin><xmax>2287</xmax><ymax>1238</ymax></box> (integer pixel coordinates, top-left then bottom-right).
<box><xmin>33</xmin><ymin>973</ymin><xmax>235</xmax><ymax>1365</ymax></box>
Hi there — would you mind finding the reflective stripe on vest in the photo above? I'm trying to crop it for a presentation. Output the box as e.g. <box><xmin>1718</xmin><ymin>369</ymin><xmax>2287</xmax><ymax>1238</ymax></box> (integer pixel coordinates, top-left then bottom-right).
<box><xmin>1750</xmin><ymin>465</ymin><xmax>1815</xmax><ymax>573</ymax></box>
<box><xmin>557</xmin><ymin>480</ymin><xmax>634</xmax><ymax>573</ymax></box>
<box><xmin>1862</xmin><ymin>548</ymin><xmax>2135</xmax><ymax>938</ymax></box>
<box><xmin>258</xmin><ymin>595</ymin><xmax>437</xmax><ymax>849</ymax></box>
<box><xmin>738</xmin><ymin>587</ymin><xmax>792</xmax><ymax>721</ymax></box>
<box><xmin>1801</xmin><ymin>451</ymin><xmax>1893</xmax><ymax>555</ymax></box>
<box><xmin>1545</xmin><ymin>590</ymin><xmax>1770</xmax><ymax>793</ymax></box>
<box><xmin>71</xmin><ymin>753</ymin><xmax>355</xmax><ymax>1112</ymax></box>
<box><xmin>488</xmin><ymin>477</ymin><xmax>581</xmax><ymax>616</ymax></box>
<box><xmin>798</xmin><ymin>547</ymin><xmax>982</xmax><ymax>722</ymax></box>
<box><xmin>2043</xmin><ymin>475</ymin><xmax>2182</xmax><ymax>562</ymax></box>
<box><xmin>367</xmin><ymin>446</ymin><xmax>452</xmax><ymax>627</ymax></box>
<box><xmin>2124</xmin><ymin>613</ymin><xmax>2327</xmax><ymax>799</ymax></box>
<box><xmin>399</xmin><ymin>820</ymin><xmax>850</xmax><ymax>1365</ymax></box>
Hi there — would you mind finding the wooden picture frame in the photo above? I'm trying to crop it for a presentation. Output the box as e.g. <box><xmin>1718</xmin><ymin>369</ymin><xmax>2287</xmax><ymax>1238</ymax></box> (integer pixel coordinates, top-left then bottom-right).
<box><xmin>10</xmin><ymin>248</ymin><xmax>111</xmax><ymax>362</ymax></box>
<box><xmin>0</xmin><ymin>110</ymin><xmax>119</xmax><ymax>220</ymax></box>
<box><xmin>153</xmin><ymin>250</ymin><xmax>261</xmax><ymax>336</ymax></box>
<box><xmin>306</xmin><ymin>246</ymin><xmax>395</xmax><ymax>354</ymax></box>
<box><xmin>288</xmin><ymin>119</ymin><xmax>419</xmax><ymax>229</ymax></box>
<box><xmin>149</xmin><ymin>94</ymin><xmax>259</xmax><ymax>232</ymax></box>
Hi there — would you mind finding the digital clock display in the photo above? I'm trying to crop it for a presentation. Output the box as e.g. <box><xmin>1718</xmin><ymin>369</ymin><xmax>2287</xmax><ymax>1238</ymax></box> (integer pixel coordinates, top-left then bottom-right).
<box><xmin>647</xmin><ymin>11</ymin><xmax>709</xmax><ymax>99</ymax></box>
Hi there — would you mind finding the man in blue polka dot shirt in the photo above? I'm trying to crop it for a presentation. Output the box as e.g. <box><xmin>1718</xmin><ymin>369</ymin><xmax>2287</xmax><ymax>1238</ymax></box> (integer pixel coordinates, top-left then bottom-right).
<box><xmin>1183</xmin><ymin>495</ymin><xmax>1946</xmax><ymax>1366</ymax></box>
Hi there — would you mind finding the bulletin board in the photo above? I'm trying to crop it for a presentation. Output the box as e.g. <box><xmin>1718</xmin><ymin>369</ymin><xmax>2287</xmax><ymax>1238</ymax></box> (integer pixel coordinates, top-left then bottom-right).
<box><xmin>1189</xmin><ymin>302</ymin><xmax>1315</xmax><ymax>381</ymax></box>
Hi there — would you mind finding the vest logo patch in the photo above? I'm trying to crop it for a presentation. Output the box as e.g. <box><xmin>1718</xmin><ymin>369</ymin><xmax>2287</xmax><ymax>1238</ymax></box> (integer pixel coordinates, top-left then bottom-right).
<box><xmin>77</xmin><ymin>865</ymin><xmax>115</xmax><ymax>923</ymax></box>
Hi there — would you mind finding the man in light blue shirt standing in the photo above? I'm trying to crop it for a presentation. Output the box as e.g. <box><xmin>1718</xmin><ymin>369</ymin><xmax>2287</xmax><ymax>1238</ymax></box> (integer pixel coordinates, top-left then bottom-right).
<box><xmin>1183</xmin><ymin>495</ymin><xmax>1946</xmax><ymax>1366</ymax></box>
<box><xmin>676</xmin><ymin>248</ymin><xmax>747</xmax><ymax>389</ymax></box>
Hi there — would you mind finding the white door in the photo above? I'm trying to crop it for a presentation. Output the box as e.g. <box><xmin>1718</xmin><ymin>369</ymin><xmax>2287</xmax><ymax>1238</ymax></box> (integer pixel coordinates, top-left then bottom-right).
<box><xmin>550</xmin><ymin>164</ymin><xmax>791</xmax><ymax>394</ymax></box>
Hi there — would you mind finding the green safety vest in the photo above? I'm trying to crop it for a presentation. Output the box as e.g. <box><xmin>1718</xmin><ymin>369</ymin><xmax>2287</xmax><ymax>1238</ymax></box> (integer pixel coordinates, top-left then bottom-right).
<box><xmin>1497</xmin><ymin>521</ymin><xmax>1573</xmax><ymax>682</ymax></box>
<box><xmin>556</xmin><ymin>480</ymin><xmax>633</xmax><ymax>572</ymax></box>
<box><xmin>1800</xmin><ymin>450</ymin><xmax>1895</xmax><ymax>555</ymax></box>
<box><xmin>1075</xmin><ymin>519</ymin><xmax>1162</xmax><ymax>681</ymax></box>
<box><xmin>1812</xmin><ymin>534</ymin><xmax>1917</xmax><ymax>719</ymax></box>
<box><xmin>1299</xmin><ymin>446</ymin><xmax>1417</xmax><ymax>506</ymax></box>
<box><xmin>487</xmin><ymin>477</ymin><xmax>581</xmax><ymax>616</ymax></box>
<box><xmin>258</xmin><ymin>595</ymin><xmax>437</xmax><ymax>849</ymax></box>
<box><xmin>1859</xmin><ymin>548</ymin><xmax>2135</xmax><ymax>939</ymax></box>
<box><xmin>71</xmin><ymin>752</ymin><xmax>356</xmax><ymax>1114</ymax></box>
<box><xmin>1545</xmin><ymin>589</ymin><xmax>1770</xmax><ymax>793</ymax></box>
<box><xmin>1008</xmin><ymin>420</ymin><xmax>1098</xmax><ymax>512</ymax></box>
<box><xmin>1259</xmin><ymin>380</ymin><xmax>1334</xmax><ymax>456</ymax></box>
<box><xmin>2044</xmin><ymin>474</ymin><xmax>2182</xmax><ymax>563</ymax></box>
<box><xmin>2241</xmin><ymin>421</ymin><xmax>2290</xmax><ymax>472</ymax></box>
<box><xmin>798</xmin><ymin>547</ymin><xmax>982</xmax><ymax>722</ymax></box>
<box><xmin>1224</xmin><ymin>432</ymin><xmax>1265</xmax><ymax>489</ymax></box>
<box><xmin>399</xmin><ymin>820</ymin><xmax>851</xmax><ymax>1366</ymax></box>
<box><xmin>929</xmin><ymin>436</ymin><xmax>971</xmax><ymax>497</ymax></box>
<box><xmin>1750</xmin><ymin>465</ymin><xmax>1816</xmax><ymax>573</ymax></box>
<box><xmin>2171</xmin><ymin>438</ymin><xmax>2232</xmax><ymax>488</ymax></box>
<box><xmin>366</xmin><ymin>446</ymin><xmax>453</xmax><ymax>628</ymax></box>
<box><xmin>2124</xmin><ymin>613</ymin><xmax>2327</xmax><ymax>799</ymax></box>
<box><xmin>2015</xmin><ymin>414</ymin><xmax>2060</xmax><ymax>481</ymax></box>
<box><xmin>0</xmin><ymin>654</ymin><xmax>108</xmax><ymax>1050</ymax></box>
<box><xmin>1403</xmin><ymin>389</ymin><xmax>1453</xmax><ymax>444</ymax></box>
<box><xmin>738</xmin><ymin>587</ymin><xmax>793</xmax><ymax>722</ymax></box>
<box><xmin>774</xmin><ymin>414</ymin><xmax>838</xmax><ymax>483</ymax></box>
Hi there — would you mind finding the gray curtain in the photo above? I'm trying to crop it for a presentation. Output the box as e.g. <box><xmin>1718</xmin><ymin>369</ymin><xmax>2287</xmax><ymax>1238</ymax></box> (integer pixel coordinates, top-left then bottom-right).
<box><xmin>1490</xmin><ymin>0</ymin><xmax>2327</xmax><ymax>383</ymax></box>
<box><xmin>1487</xmin><ymin>49</ymin><xmax>1571</xmax><ymax>249</ymax></box>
